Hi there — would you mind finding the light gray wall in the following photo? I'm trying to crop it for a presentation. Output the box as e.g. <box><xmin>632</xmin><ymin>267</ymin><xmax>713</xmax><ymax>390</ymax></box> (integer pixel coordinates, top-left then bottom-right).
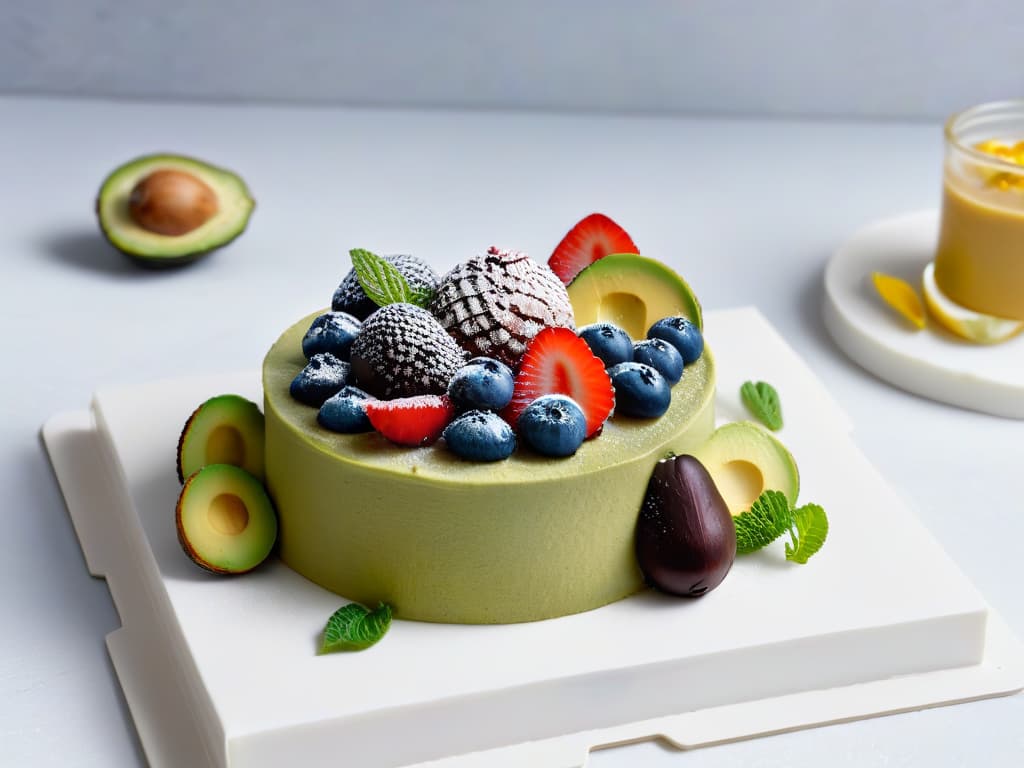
<box><xmin>4</xmin><ymin>0</ymin><xmax>1022</xmax><ymax>119</ymax></box>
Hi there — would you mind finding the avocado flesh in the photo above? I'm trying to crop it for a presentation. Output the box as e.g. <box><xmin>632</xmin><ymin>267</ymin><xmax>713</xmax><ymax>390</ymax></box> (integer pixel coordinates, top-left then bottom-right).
<box><xmin>691</xmin><ymin>421</ymin><xmax>799</xmax><ymax>515</ymax></box>
<box><xmin>97</xmin><ymin>154</ymin><xmax>254</xmax><ymax>266</ymax></box>
<box><xmin>567</xmin><ymin>253</ymin><xmax>703</xmax><ymax>339</ymax></box>
<box><xmin>177</xmin><ymin>394</ymin><xmax>265</xmax><ymax>483</ymax></box>
<box><xmin>176</xmin><ymin>463</ymin><xmax>277</xmax><ymax>574</ymax></box>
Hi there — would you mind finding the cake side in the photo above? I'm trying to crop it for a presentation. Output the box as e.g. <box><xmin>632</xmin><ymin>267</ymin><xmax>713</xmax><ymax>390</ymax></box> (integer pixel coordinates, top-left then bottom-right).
<box><xmin>263</xmin><ymin>312</ymin><xmax>716</xmax><ymax>623</ymax></box>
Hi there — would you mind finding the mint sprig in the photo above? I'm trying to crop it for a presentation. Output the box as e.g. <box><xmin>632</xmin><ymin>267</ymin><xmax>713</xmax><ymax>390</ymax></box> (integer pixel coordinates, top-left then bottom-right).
<box><xmin>319</xmin><ymin>602</ymin><xmax>393</xmax><ymax>654</ymax></box>
<box><xmin>734</xmin><ymin>490</ymin><xmax>828</xmax><ymax>563</ymax></box>
<box><xmin>740</xmin><ymin>381</ymin><xmax>783</xmax><ymax>431</ymax></box>
<box><xmin>350</xmin><ymin>248</ymin><xmax>432</xmax><ymax>308</ymax></box>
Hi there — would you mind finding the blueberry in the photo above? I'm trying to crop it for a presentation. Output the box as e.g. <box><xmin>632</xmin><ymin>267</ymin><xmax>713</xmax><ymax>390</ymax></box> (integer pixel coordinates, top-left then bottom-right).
<box><xmin>517</xmin><ymin>395</ymin><xmax>587</xmax><ymax>457</ymax></box>
<box><xmin>318</xmin><ymin>385</ymin><xmax>375</xmax><ymax>433</ymax></box>
<box><xmin>443</xmin><ymin>410</ymin><xmax>516</xmax><ymax>461</ymax></box>
<box><xmin>578</xmin><ymin>322</ymin><xmax>633</xmax><ymax>368</ymax></box>
<box><xmin>447</xmin><ymin>357</ymin><xmax>515</xmax><ymax>411</ymax></box>
<box><xmin>290</xmin><ymin>352</ymin><xmax>350</xmax><ymax>406</ymax></box>
<box><xmin>302</xmin><ymin>311</ymin><xmax>362</xmax><ymax>360</ymax></box>
<box><xmin>632</xmin><ymin>338</ymin><xmax>683</xmax><ymax>384</ymax></box>
<box><xmin>608</xmin><ymin>362</ymin><xmax>671</xmax><ymax>418</ymax></box>
<box><xmin>647</xmin><ymin>317</ymin><xmax>703</xmax><ymax>364</ymax></box>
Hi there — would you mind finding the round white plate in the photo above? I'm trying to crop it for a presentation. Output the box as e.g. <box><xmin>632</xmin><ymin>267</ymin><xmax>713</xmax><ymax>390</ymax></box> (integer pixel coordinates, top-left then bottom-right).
<box><xmin>823</xmin><ymin>210</ymin><xmax>1024</xmax><ymax>419</ymax></box>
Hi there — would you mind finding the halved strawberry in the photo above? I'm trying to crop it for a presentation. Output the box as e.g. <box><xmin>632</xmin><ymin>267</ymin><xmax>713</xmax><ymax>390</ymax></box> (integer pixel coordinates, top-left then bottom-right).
<box><xmin>365</xmin><ymin>394</ymin><xmax>455</xmax><ymax>447</ymax></box>
<box><xmin>548</xmin><ymin>213</ymin><xmax>639</xmax><ymax>286</ymax></box>
<box><xmin>502</xmin><ymin>327</ymin><xmax>614</xmax><ymax>437</ymax></box>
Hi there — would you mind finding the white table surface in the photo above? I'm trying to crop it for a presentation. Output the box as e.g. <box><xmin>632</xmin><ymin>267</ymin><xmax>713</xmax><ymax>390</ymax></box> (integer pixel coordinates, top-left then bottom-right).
<box><xmin>2</xmin><ymin>95</ymin><xmax>1021</xmax><ymax>767</ymax></box>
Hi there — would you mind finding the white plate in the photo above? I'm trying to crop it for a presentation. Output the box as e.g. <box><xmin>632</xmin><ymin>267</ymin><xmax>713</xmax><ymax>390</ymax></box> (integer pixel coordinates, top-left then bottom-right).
<box><xmin>823</xmin><ymin>210</ymin><xmax>1024</xmax><ymax>418</ymax></box>
<box><xmin>43</xmin><ymin>307</ymin><xmax>1024</xmax><ymax>768</ymax></box>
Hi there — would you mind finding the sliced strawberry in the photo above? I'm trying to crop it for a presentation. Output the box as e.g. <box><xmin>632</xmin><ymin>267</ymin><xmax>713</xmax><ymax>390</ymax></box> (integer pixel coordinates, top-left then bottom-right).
<box><xmin>502</xmin><ymin>327</ymin><xmax>614</xmax><ymax>437</ymax></box>
<box><xmin>365</xmin><ymin>394</ymin><xmax>455</xmax><ymax>447</ymax></box>
<box><xmin>548</xmin><ymin>213</ymin><xmax>639</xmax><ymax>286</ymax></box>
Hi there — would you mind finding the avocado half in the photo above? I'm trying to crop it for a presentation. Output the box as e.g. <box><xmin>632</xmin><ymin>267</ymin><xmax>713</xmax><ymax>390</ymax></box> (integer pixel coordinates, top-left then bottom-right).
<box><xmin>96</xmin><ymin>153</ymin><xmax>254</xmax><ymax>267</ymax></box>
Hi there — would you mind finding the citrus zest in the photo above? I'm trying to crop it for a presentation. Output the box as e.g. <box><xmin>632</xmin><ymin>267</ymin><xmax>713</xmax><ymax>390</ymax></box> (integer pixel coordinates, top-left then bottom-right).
<box><xmin>871</xmin><ymin>271</ymin><xmax>927</xmax><ymax>330</ymax></box>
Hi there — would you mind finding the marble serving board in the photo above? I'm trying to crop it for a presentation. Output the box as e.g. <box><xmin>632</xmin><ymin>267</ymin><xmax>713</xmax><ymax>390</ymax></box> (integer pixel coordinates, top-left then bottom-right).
<box><xmin>42</xmin><ymin>306</ymin><xmax>1024</xmax><ymax>768</ymax></box>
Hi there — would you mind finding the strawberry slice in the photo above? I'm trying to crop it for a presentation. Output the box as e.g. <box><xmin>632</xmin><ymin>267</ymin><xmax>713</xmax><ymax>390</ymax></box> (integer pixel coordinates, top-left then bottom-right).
<box><xmin>365</xmin><ymin>394</ymin><xmax>455</xmax><ymax>447</ymax></box>
<box><xmin>502</xmin><ymin>327</ymin><xmax>614</xmax><ymax>437</ymax></box>
<box><xmin>548</xmin><ymin>213</ymin><xmax>639</xmax><ymax>286</ymax></box>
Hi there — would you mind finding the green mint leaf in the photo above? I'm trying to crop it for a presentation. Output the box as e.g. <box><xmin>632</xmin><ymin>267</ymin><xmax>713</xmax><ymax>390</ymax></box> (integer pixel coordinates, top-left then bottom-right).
<box><xmin>733</xmin><ymin>489</ymin><xmax>792</xmax><ymax>554</ymax></box>
<box><xmin>319</xmin><ymin>602</ymin><xmax>393</xmax><ymax>654</ymax></box>
<box><xmin>784</xmin><ymin>503</ymin><xmax>829</xmax><ymax>564</ymax></box>
<box><xmin>407</xmin><ymin>285</ymin><xmax>435</xmax><ymax>309</ymax></box>
<box><xmin>740</xmin><ymin>381</ymin><xmax>783</xmax><ymax>431</ymax></box>
<box><xmin>350</xmin><ymin>249</ymin><xmax>417</xmax><ymax>307</ymax></box>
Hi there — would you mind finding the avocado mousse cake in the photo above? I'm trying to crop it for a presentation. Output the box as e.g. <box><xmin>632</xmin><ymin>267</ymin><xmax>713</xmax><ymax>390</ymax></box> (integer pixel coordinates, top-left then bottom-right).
<box><xmin>256</xmin><ymin>215</ymin><xmax>715</xmax><ymax>623</ymax></box>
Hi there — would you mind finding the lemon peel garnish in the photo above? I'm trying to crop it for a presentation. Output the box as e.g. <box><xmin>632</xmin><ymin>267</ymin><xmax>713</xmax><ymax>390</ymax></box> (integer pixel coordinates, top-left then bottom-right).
<box><xmin>921</xmin><ymin>263</ymin><xmax>1024</xmax><ymax>345</ymax></box>
<box><xmin>871</xmin><ymin>271</ymin><xmax>927</xmax><ymax>330</ymax></box>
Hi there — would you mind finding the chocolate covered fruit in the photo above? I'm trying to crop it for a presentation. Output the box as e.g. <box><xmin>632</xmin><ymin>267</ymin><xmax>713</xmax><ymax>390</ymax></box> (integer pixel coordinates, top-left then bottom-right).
<box><xmin>176</xmin><ymin>394</ymin><xmax>265</xmax><ymax>483</ymax></box>
<box><xmin>567</xmin><ymin>254</ymin><xmax>703</xmax><ymax>340</ymax></box>
<box><xmin>176</xmin><ymin>464</ymin><xmax>278</xmax><ymax>574</ymax></box>
<box><xmin>263</xmin><ymin>312</ymin><xmax>716</xmax><ymax>623</ymax></box>
<box><xmin>691</xmin><ymin>421</ymin><xmax>799</xmax><ymax>516</ymax></box>
<box><xmin>96</xmin><ymin>153</ymin><xmax>254</xmax><ymax>266</ymax></box>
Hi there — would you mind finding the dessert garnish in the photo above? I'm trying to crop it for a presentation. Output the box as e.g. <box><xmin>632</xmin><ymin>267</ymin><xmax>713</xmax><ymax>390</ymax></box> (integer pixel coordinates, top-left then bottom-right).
<box><xmin>364</xmin><ymin>394</ymin><xmax>456</xmax><ymax>447</ymax></box>
<box><xmin>871</xmin><ymin>271</ymin><xmax>927</xmax><ymax>330</ymax></box>
<box><xmin>317</xmin><ymin>386</ymin><xmax>375</xmax><ymax>434</ymax></box>
<box><xmin>921</xmin><ymin>263</ymin><xmax>1023</xmax><ymax>344</ymax></box>
<box><xmin>320</xmin><ymin>602</ymin><xmax>393</xmax><ymax>654</ymax></box>
<box><xmin>607</xmin><ymin>362</ymin><xmax>671</xmax><ymax>418</ymax></box>
<box><xmin>516</xmin><ymin>395</ymin><xmax>588</xmax><ymax>457</ymax></box>
<box><xmin>301</xmin><ymin>311</ymin><xmax>362</xmax><ymax>360</ymax></box>
<box><xmin>501</xmin><ymin>326</ymin><xmax>614</xmax><ymax>437</ymax></box>
<box><xmin>96</xmin><ymin>153</ymin><xmax>254</xmax><ymax>266</ymax></box>
<box><xmin>177</xmin><ymin>394</ymin><xmax>265</xmax><ymax>483</ymax></box>
<box><xmin>647</xmin><ymin>316</ymin><xmax>705</xmax><ymax>364</ymax></box>
<box><xmin>578</xmin><ymin>322</ymin><xmax>634</xmax><ymax>368</ymax></box>
<box><xmin>446</xmin><ymin>357</ymin><xmax>515</xmax><ymax>412</ymax></box>
<box><xmin>733</xmin><ymin>490</ymin><xmax>828</xmax><ymax>564</ymax></box>
<box><xmin>290</xmin><ymin>352</ymin><xmax>351</xmax><ymax>406</ymax></box>
<box><xmin>430</xmin><ymin>246</ymin><xmax>575</xmax><ymax>367</ymax></box>
<box><xmin>442</xmin><ymin>410</ymin><xmax>517</xmax><ymax>461</ymax></box>
<box><xmin>333</xmin><ymin>252</ymin><xmax>439</xmax><ymax>319</ymax></box>
<box><xmin>548</xmin><ymin>212</ymin><xmax>640</xmax><ymax>285</ymax></box>
<box><xmin>635</xmin><ymin>454</ymin><xmax>736</xmax><ymax>597</ymax></box>
<box><xmin>740</xmin><ymin>380</ymin><xmax>783</xmax><ymax>431</ymax></box>
<box><xmin>974</xmin><ymin>139</ymin><xmax>1024</xmax><ymax>190</ymax></box>
<box><xmin>632</xmin><ymin>338</ymin><xmax>683</xmax><ymax>384</ymax></box>
<box><xmin>176</xmin><ymin>463</ymin><xmax>278</xmax><ymax>574</ymax></box>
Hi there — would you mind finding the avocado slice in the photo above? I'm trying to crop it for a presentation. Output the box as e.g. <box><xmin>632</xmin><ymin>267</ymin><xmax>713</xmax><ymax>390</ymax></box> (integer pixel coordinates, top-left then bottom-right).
<box><xmin>96</xmin><ymin>153</ymin><xmax>254</xmax><ymax>267</ymax></box>
<box><xmin>691</xmin><ymin>421</ymin><xmax>799</xmax><ymax>515</ymax></box>
<box><xmin>176</xmin><ymin>464</ymin><xmax>278</xmax><ymax>574</ymax></box>
<box><xmin>177</xmin><ymin>394</ymin><xmax>265</xmax><ymax>483</ymax></box>
<box><xmin>567</xmin><ymin>253</ymin><xmax>703</xmax><ymax>340</ymax></box>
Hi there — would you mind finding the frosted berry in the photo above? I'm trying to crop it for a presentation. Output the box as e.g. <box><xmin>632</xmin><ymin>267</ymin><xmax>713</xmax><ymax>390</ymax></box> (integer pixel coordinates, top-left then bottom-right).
<box><xmin>517</xmin><ymin>395</ymin><xmax>587</xmax><ymax>457</ymax></box>
<box><xmin>648</xmin><ymin>317</ymin><xmax>704</xmax><ymax>365</ymax></box>
<box><xmin>608</xmin><ymin>362</ymin><xmax>671</xmax><ymax>418</ymax></box>
<box><xmin>632</xmin><ymin>338</ymin><xmax>683</xmax><ymax>384</ymax></box>
<box><xmin>332</xmin><ymin>254</ymin><xmax>439</xmax><ymax>320</ymax></box>
<box><xmin>578</xmin><ymin>322</ymin><xmax>633</xmax><ymax>368</ymax></box>
<box><xmin>318</xmin><ymin>385</ymin><xmax>375</xmax><ymax>433</ymax></box>
<box><xmin>290</xmin><ymin>353</ymin><xmax>350</xmax><ymax>407</ymax></box>
<box><xmin>447</xmin><ymin>357</ymin><xmax>515</xmax><ymax>412</ymax></box>
<box><xmin>302</xmin><ymin>311</ymin><xmax>362</xmax><ymax>360</ymax></box>
<box><xmin>442</xmin><ymin>410</ymin><xmax>516</xmax><ymax>461</ymax></box>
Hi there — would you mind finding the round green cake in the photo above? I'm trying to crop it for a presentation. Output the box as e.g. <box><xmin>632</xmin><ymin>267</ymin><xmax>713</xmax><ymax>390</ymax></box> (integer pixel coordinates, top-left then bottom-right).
<box><xmin>263</xmin><ymin>312</ymin><xmax>716</xmax><ymax>624</ymax></box>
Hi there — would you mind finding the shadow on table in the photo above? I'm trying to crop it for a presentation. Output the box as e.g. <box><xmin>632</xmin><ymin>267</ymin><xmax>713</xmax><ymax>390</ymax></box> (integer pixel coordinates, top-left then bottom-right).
<box><xmin>39</xmin><ymin>229</ymin><xmax>155</xmax><ymax>277</ymax></box>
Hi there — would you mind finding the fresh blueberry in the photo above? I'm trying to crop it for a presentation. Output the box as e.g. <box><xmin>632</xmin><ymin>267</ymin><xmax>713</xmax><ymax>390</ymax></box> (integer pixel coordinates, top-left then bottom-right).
<box><xmin>632</xmin><ymin>338</ymin><xmax>683</xmax><ymax>384</ymax></box>
<box><xmin>647</xmin><ymin>316</ymin><xmax>703</xmax><ymax>364</ymax></box>
<box><xmin>290</xmin><ymin>352</ymin><xmax>350</xmax><ymax>407</ymax></box>
<box><xmin>608</xmin><ymin>362</ymin><xmax>671</xmax><ymax>418</ymax></box>
<box><xmin>447</xmin><ymin>357</ymin><xmax>515</xmax><ymax>411</ymax></box>
<box><xmin>302</xmin><ymin>311</ymin><xmax>362</xmax><ymax>360</ymax></box>
<box><xmin>578</xmin><ymin>322</ymin><xmax>633</xmax><ymax>368</ymax></box>
<box><xmin>517</xmin><ymin>395</ymin><xmax>587</xmax><ymax>457</ymax></box>
<box><xmin>443</xmin><ymin>410</ymin><xmax>516</xmax><ymax>461</ymax></box>
<box><xmin>318</xmin><ymin>385</ymin><xmax>375</xmax><ymax>433</ymax></box>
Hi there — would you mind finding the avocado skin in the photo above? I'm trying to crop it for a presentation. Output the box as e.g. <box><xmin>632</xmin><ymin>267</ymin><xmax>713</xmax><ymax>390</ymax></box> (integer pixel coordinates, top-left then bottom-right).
<box><xmin>95</xmin><ymin>153</ymin><xmax>255</xmax><ymax>268</ymax></box>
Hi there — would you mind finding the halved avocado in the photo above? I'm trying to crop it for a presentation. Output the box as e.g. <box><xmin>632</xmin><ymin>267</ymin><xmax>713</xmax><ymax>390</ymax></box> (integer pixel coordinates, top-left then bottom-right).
<box><xmin>176</xmin><ymin>464</ymin><xmax>278</xmax><ymax>574</ymax></box>
<box><xmin>96</xmin><ymin>153</ymin><xmax>254</xmax><ymax>267</ymax></box>
<box><xmin>177</xmin><ymin>394</ymin><xmax>265</xmax><ymax>483</ymax></box>
<box><xmin>567</xmin><ymin>253</ymin><xmax>703</xmax><ymax>340</ymax></box>
<box><xmin>691</xmin><ymin>421</ymin><xmax>799</xmax><ymax>515</ymax></box>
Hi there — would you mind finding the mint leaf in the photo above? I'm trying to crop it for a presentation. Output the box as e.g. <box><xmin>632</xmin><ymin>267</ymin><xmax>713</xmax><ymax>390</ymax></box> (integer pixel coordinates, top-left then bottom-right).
<box><xmin>733</xmin><ymin>489</ymin><xmax>792</xmax><ymax>554</ymax></box>
<box><xmin>350</xmin><ymin>249</ymin><xmax>431</xmax><ymax>308</ymax></box>
<box><xmin>319</xmin><ymin>602</ymin><xmax>393</xmax><ymax>654</ymax></box>
<box><xmin>740</xmin><ymin>381</ymin><xmax>783</xmax><ymax>431</ymax></box>
<box><xmin>784</xmin><ymin>503</ymin><xmax>829</xmax><ymax>564</ymax></box>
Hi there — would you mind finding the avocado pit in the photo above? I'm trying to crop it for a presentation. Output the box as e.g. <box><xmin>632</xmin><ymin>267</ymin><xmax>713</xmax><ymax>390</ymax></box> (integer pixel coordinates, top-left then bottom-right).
<box><xmin>129</xmin><ymin>168</ymin><xmax>219</xmax><ymax>236</ymax></box>
<box><xmin>209</xmin><ymin>492</ymin><xmax>250</xmax><ymax>536</ymax></box>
